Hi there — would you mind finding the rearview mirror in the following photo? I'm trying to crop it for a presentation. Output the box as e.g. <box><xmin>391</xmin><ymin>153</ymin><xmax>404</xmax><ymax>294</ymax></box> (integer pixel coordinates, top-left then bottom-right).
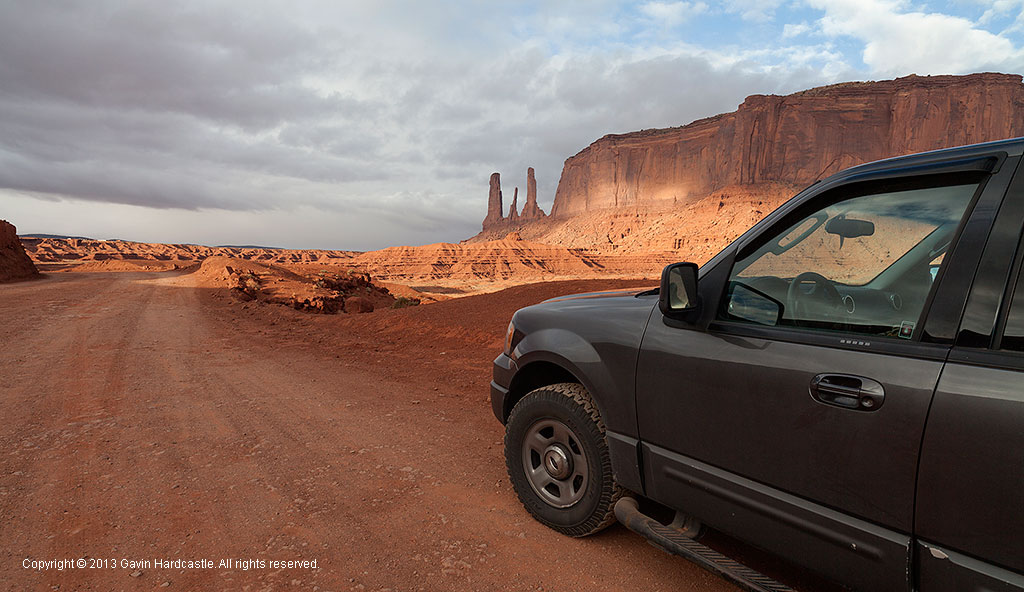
<box><xmin>826</xmin><ymin>215</ymin><xmax>874</xmax><ymax>245</ymax></box>
<box><xmin>659</xmin><ymin>262</ymin><xmax>698</xmax><ymax>315</ymax></box>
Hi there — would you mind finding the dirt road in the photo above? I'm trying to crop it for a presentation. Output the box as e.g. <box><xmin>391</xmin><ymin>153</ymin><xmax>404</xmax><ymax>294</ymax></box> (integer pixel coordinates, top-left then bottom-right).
<box><xmin>0</xmin><ymin>272</ymin><xmax>741</xmax><ymax>591</ymax></box>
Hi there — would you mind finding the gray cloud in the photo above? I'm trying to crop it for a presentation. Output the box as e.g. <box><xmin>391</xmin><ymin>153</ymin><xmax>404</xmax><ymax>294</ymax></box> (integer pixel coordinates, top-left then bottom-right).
<box><xmin>0</xmin><ymin>0</ymin><xmax>909</xmax><ymax>249</ymax></box>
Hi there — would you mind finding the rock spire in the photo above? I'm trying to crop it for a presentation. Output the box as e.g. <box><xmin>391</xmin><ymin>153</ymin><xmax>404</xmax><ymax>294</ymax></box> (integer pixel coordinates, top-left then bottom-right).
<box><xmin>508</xmin><ymin>187</ymin><xmax>520</xmax><ymax>220</ymax></box>
<box><xmin>520</xmin><ymin>167</ymin><xmax>544</xmax><ymax>219</ymax></box>
<box><xmin>483</xmin><ymin>172</ymin><xmax>504</xmax><ymax>227</ymax></box>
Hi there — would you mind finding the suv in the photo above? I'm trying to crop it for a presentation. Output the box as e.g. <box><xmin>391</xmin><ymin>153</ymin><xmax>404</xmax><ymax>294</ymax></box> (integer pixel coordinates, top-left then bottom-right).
<box><xmin>491</xmin><ymin>138</ymin><xmax>1024</xmax><ymax>592</ymax></box>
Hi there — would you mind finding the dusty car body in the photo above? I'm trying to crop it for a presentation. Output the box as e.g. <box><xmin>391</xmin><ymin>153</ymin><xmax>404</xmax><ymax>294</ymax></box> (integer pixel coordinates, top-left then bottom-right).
<box><xmin>492</xmin><ymin>138</ymin><xmax>1024</xmax><ymax>591</ymax></box>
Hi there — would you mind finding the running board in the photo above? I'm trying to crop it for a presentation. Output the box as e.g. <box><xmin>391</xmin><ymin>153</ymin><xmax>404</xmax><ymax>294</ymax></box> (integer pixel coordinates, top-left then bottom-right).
<box><xmin>614</xmin><ymin>498</ymin><xmax>794</xmax><ymax>592</ymax></box>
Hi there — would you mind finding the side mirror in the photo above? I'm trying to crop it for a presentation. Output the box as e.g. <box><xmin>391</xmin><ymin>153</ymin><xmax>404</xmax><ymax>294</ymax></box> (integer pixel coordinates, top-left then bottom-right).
<box><xmin>659</xmin><ymin>262</ymin><xmax>699</xmax><ymax>315</ymax></box>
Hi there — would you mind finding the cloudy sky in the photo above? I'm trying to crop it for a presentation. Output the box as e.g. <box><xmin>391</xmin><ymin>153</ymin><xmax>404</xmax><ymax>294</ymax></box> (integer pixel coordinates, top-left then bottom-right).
<box><xmin>2</xmin><ymin>1</ymin><xmax>1023</xmax><ymax>250</ymax></box>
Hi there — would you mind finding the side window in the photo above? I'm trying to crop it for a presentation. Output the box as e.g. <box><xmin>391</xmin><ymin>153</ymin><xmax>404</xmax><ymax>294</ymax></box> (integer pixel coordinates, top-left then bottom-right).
<box><xmin>1002</xmin><ymin>269</ymin><xmax>1024</xmax><ymax>352</ymax></box>
<box><xmin>718</xmin><ymin>182</ymin><xmax>978</xmax><ymax>338</ymax></box>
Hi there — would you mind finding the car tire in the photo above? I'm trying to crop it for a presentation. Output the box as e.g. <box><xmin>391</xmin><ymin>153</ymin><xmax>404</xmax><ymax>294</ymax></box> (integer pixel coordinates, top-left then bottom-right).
<box><xmin>504</xmin><ymin>382</ymin><xmax>624</xmax><ymax>537</ymax></box>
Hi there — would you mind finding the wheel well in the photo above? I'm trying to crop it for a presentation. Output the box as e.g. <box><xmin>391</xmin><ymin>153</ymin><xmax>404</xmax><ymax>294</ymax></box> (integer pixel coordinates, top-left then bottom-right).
<box><xmin>504</xmin><ymin>361</ymin><xmax>581</xmax><ymax>421</ymax></box>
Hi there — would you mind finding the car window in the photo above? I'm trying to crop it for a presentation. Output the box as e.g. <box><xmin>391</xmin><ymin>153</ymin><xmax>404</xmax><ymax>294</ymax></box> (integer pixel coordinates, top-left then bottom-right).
<box><xmin>719</xmin><ymin>182</ymin><xmax>978</xmax><ymax>338</ymax></box>
<box><xmin>1002</xmin><ymin>267</ymin><xmax>1024</xmax><ymax>352</ymax></box>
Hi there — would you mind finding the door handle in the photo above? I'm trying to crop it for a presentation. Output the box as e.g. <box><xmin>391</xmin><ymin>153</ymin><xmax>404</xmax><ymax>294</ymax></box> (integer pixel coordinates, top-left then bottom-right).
<box><xmin>810</xmin><ymin>374</ymin><xmax>885</xmax><ymax>411</ymax></box>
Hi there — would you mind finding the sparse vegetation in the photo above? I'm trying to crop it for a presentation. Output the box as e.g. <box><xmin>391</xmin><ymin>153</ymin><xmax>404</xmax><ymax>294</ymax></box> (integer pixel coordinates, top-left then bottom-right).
<box><xmin>238</xmin><ymin>272</ymin><xmax>260</xmax><ymax>290</ymax></box>
<box><xmin>233</xmin><ymin>272</ymin><xmax>261</xmax><ymax>299</ymax></box>
<box><xmin>392</xmin><ymin>296</ymin><xmax>420</xmax><ymax>309</ymax></box>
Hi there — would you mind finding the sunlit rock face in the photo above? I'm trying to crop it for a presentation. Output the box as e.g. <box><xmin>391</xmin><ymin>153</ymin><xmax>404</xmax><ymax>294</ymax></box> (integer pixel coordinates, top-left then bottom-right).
<box><xmin>550</xmin><ymin>73</ymin><xmax>1024</xmax><ymax>218</ymax></box>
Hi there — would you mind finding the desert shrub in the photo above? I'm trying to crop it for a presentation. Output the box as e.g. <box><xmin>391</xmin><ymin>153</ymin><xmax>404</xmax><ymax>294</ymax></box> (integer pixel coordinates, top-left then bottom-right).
<box><xmin>238</xmin><ymin>272</ymin><xmax>261</xmax><ymax>292</ymax></box>
<box><xmin>391</xmin><ymin>297</ymin><xmax>420</xmax><ymax>309</ymax></box>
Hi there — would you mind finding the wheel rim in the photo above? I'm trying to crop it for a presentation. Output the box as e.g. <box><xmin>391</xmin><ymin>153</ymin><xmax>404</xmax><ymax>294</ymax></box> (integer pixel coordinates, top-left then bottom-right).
<box><xmin>521</xmin><ymin>418</ymin><xmax>589</xmax><ymax>508</ymax></box>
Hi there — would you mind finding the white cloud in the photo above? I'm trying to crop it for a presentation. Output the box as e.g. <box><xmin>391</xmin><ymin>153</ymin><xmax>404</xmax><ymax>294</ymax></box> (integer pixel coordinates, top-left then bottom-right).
<box><xmin>638</xmin><ymin>1</ymin><xmax>709</xmax><ymax>27</ymax></box>
<box><xmin>723</xmin><ymin>0</ymin><xmax>787</xmax><ymax>21</ymax></box>
<box><xmin>808</xmin><ymin>0</ymin><xmax>1024</xmax><ymax>76</ymax></box>
<box><xmin>782</xmin><ymin>22</ymin><xmax>811</xmax><ymax>38</ymax></box>
<box><xmin>978</xmin><ymin>0</ymin><xmax>1024</xmax><ymax>33</ymax></box>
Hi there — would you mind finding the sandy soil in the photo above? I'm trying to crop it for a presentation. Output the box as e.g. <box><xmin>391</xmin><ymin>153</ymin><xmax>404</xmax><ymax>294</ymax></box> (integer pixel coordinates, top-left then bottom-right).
<box><xmin>0</xmin><ymin>271</ymin><xmax>763</xmax><ymax>592</ymax></box>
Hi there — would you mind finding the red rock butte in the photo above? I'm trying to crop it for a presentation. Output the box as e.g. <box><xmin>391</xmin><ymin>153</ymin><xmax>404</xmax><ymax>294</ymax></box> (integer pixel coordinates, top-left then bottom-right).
<box><xmin>549</xmin><ymin>73</ymin><xmax>1024</xmax><ymax>218</ymax></box>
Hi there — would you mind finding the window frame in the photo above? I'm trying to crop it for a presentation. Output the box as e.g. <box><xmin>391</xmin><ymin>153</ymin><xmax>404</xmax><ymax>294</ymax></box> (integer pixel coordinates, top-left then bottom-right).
<box><xmin>958</xmin><ymin>160</ymin><xmax>1024</xmax><ymax>356</ymax></box>
<box><xmin>990</xmin><ymin>200</ymin><xmax>1024</xmax><ymax>360</ymax></box>
<box><xmin>697</xmin><ymin>154</ymin><xmax>1019</xmax><ymax>360</ymax></box>
<box><xmin>716</xmin><ymin>173</ymin><xmax>989</xmax><ymax>342</ymax></box>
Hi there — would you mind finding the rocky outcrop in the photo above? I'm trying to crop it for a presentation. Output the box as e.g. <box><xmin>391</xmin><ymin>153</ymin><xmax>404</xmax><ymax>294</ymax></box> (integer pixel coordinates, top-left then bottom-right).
<box><xmin>0</xmin><ymin>220</ymin><xmax>40</xmax><ymax>282</ymax></box>
<box><xmin>192</xmin><ymin>256</ymin><xmax>394</xmax><ymax>314</ymax></box>
<box><xmin>481</xmin><ymin>168</ymin><xmax>547</xmax><ymax>230</ymax></box>
<box><xmin>550</xmin><ymin>73</ymin><xmax>1024</xmax><ymax>217</ymax></box>
<box><xmin>484</xmin><ymin>172</ymin><xmax>504</xmax><ymax>227</ymax></box>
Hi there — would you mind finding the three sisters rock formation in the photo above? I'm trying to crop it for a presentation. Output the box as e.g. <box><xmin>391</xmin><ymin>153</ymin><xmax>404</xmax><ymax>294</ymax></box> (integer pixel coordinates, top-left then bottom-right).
<box><xmin>482</xmin><ymin>167</ymin><xmax>547</xmax><ymax>230</ymax></box>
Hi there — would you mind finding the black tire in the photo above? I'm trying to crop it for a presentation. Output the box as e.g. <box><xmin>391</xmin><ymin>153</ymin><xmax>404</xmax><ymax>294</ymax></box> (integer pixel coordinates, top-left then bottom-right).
<box><xmin>504</xmin><ymin>382</ymin><xmax>623</xmax><ymax>537</ymax></box>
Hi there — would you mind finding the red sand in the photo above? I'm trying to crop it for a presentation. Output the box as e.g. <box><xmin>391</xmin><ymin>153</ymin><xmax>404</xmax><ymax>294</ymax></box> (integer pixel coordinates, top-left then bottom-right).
<box><xmin>0</xmin><ymin>269</ymin><xmax>840</xmax><ymax>591</ymax></box>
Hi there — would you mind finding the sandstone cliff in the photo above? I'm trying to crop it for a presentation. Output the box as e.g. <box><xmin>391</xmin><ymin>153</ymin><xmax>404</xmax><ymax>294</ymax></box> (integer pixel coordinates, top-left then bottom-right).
<box><xmin>550</xmin><ymin>73</ymin><xmax>1024</xmax><ymax>217</ymax></box>
<box><xmin>0</xmin><ymin>220</ymin><xmax>40</xmax><ymax>282</ymax></box>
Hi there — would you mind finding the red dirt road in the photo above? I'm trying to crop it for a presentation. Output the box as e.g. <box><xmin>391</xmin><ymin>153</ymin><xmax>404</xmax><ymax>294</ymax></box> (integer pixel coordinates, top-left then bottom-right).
<box><xmin>0</xmin><ymin>272</ymin><xmax>741</xmax><ymax>591</ymax></box>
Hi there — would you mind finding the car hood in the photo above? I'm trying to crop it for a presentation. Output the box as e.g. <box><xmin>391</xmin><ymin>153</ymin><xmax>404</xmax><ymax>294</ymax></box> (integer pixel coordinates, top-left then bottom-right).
<box><xmin>542</xmin><ymin>287</ymin><xmax>656</xmax><ymax>303</ymax></box>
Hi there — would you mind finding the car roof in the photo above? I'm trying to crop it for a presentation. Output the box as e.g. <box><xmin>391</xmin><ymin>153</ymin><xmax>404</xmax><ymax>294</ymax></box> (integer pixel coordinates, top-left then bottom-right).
<box><xmin>827</xmin><ymin>136</ymin><xmax>1024</xmax><ymax>183</ymax></box>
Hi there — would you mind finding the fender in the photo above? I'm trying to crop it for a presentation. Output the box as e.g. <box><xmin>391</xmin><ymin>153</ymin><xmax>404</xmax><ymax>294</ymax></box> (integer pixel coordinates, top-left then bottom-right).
<box><xmin>510</xmin><ymin>327</ymin><xmax>647</xmax><ymax>494</ymax></box>
<box><xmin>494</xmin><ymin>289</ymin><xmax>658</xmax><ymax>496</ymax></box>
<box><xmin>513</xmin><ymin>327</ymin><xmax>638</xmax><ymax>439</ymax></box>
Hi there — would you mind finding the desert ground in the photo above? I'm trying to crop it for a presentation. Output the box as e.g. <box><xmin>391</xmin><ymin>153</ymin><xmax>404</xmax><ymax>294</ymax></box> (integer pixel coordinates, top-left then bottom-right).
<box><xmin>0</xmin><ymin>270</ymin><xmax>716</xmax><ymax>591</ymax></box>
<box><xmin>0</xmin><ymin>267</ymin><xmax>846</xmax><ymax>591</ymax></box>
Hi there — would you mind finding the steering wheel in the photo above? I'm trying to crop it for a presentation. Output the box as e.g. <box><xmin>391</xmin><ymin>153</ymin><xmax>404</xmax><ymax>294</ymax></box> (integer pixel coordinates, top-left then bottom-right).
<box><xmin>786</xmin><ymin>272</ymin><xmax>843</xmax><ymax>321</ymax></box>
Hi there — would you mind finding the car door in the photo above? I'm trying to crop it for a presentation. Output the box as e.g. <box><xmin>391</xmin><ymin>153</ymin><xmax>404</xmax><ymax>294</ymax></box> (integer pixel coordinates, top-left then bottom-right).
<box><xmin>915</xmin><ymin>165</ymin><xmax>1024</xmax><ymax>591</ymax></box>
<box><xmin>635</xmin><ymin>155</ymin><xmax>1019</xmax><ymax>591</ymax></box>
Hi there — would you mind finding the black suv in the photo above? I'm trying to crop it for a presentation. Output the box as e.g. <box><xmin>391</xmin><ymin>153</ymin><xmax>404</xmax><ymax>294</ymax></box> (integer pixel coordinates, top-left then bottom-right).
<box><xmin>491</xmin><ymin>138</ymin><xmax>1024</xmax><ymax>591</ymax></box>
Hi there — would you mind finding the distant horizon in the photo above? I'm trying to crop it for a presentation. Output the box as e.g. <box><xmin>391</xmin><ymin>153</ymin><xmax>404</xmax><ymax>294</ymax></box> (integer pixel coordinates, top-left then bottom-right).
<box><xmin>17</xmin><ymin>232</ymin><xmax>288</xmax><ymax>251</ymax></box>
<box><xmin>14</xmin><ymin>231</ymin><xmax>377</xmax><ymax>252</ymax></box>
<box><xmin>13</xmin><ymin>229</ymin><xmax>472</xmax><ymax>252</ymax></box>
